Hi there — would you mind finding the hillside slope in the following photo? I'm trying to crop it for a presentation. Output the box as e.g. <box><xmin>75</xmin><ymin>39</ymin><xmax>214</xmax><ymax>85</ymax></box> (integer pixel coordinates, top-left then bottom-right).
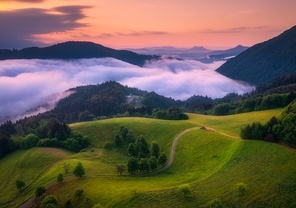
<box><xmin>0</xmin><ymin>41</ymin><xmax>159</xmax><ymax>66</ymax></box>
<box><xmin>50</xmin><ymin>81</ymin><xmax>180</xmax><ymax>123</ymax></box>
<box><xmin>216</xmin><ymin>25</ymin><xmax>296</xmax><ymax>85</ymax></box>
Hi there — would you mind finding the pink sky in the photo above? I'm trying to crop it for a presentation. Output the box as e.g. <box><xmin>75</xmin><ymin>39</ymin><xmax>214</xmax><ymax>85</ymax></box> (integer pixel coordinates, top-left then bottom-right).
<box><xmin>0</xmin><ymin>0</ymin><xmax>296</xmax><ymax>49</ymax></box>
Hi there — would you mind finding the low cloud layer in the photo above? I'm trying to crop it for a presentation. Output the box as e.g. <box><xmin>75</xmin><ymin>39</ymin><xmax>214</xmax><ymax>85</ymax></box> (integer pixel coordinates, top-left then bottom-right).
<box><xmin>0</xmin><ymin>58</ymin><xmax>254</xmax><ymax>122</ymax></box>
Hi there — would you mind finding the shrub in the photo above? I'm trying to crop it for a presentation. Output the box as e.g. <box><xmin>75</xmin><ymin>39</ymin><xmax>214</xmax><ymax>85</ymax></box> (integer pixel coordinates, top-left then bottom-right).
<box><xmin>35</xmin><ymin>186</ymin><xmax>46</xmax><ymax>197</ymax></box>
<box><xmin>237</xmin><ymin>183</ymin><xmax>248</xmax><ymax>196</ymax></box>
<box><xmin>75</xmin><ymin>189</ymin><xmax>84</xmax><ymax>197</ymax></box>
<box><xmin>178</xmin><ymin>184</ymin><xmax>192</xmax><ymax>197</ymax></box>
<box><xmin>40</xmin><ymin>195</ymin><xmax>58</xmax><ymax>208</ymax></box>
<box><xmin>208</xmin><ymin>198</ymin><xmax>225</xmax><ymax>208</ymax></box>
<box><xmin>103</xmin><ymin>142</ymin><xmax>113</xmax><ymax>149</ymax></box>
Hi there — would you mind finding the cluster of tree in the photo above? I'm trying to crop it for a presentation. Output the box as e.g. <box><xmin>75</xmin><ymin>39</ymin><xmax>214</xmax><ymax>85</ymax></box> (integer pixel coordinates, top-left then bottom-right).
<box><xmin>126</xmin><ymin>135</ymin><xmax>168</xmax><ymax>174</ymax></box>
<box><xmin>241</xmin><ymin>100</ymin><xmax>296</xmax><ymax>147</ymax></box>
<box><xmin>49</xmin><ymin>81</ymin><xmax>181</xmax><ymax>123</ymax></box>
<box><xmin>0</xmin><ymin>116</ymin><xmax>89</xmax><ymax>159</ymax></box>
<box><xmin>0</xmin><ymin>120</ymin><xmax>17</xmax><ymax>158</ymax></box>
<box><xmin>211</xmin><ymin>92</ymin><xmax>295</xmax><ymax>115</ymax></box>
<box><xmin>185</xmin><ymin>73</ymin><xmax>296</xmax><ymax>115</ymax></box>
<box><xmin>152</xmin><ymin>107</ymin><xmax>189</xmax><ymax>120</ymax></box>
<box><xmin>185</xmin><ymin>91</ymin><xmax>296</xmax><ymax>116</ymax></box>
<box><xmin>105</xmin><ymin>126</ymin><xmax>168</xmax><ymax>174</ymax></box>
<box><xmin>255</xmin><ymin>73</ymin><xmax>296</xmax><ymax>95</ymax></box>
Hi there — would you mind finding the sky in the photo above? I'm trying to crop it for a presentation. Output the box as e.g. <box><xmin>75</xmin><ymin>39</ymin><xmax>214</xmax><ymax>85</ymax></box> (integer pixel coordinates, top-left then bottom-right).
<box><xmin>0</xmin><ymin>0</ymin><xmax>296</xmax><ymax>49</ymax></box>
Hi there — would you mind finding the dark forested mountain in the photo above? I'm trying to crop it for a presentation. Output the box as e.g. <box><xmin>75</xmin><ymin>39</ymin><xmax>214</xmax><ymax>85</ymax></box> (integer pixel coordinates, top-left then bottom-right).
<box><xmin>216</xmin><ymin>25</ymin><xmax>296</xmax><ymax>85</ymax></box>
<box><xmin>0</xmin><ymin>41</ymin><xmax>159</xmax><ymax>66</ymax></box>
<box><xmin>49</xmin><ymin>81</ymin><xmax>181</xmax><ymax>123</ymax></box>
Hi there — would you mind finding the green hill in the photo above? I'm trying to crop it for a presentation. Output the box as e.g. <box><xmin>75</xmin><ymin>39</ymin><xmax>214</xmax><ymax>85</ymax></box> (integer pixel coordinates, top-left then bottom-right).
<box><xmin>1</xmin><ymin>108</ymin><xmax>295</xmax><ymax>208</ymax></box>
<box><xmin>216</xmin><ymin>25</ymin><xmax>296</xmax><ymax>86</ymax></box>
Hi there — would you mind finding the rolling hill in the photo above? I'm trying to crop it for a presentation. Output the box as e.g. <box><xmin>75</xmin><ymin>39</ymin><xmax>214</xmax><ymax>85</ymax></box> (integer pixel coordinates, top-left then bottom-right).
<box><xmin>49</xmin><ymin>81</ymin><xmax>181</xmax><ymax>123</ymax></box>
<box><xmin>216</xmin><ymin>25</ymin><xmax>296</xmax><ymax>85</ymax></box>
<box><xmin>0</xmin><ymin>41</ymin><xmax>159</xmax><ymax>67</ymax></box>
<box><xmin>1</xmin><ymin>109</ymin><xmax>295</xmax><ymax>208</ymax></box>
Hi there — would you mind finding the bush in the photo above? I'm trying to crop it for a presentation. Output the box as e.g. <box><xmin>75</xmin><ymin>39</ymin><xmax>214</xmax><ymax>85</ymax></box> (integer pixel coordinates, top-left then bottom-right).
<box><xmin>20</xmin><ymin>133</ymin><xmax>39</xmax><ymax>149</ymax></box>
<box><xmin>40</xmin><ymin>195</ymin><xmax>58</xmax><ymax>208</ymax></box>
<box><xmin>103</xmin><ymin>142</ymin><xmax>113</xmax><ymax>149</ymax></box>
<box><xmin>35</xmin><ymin>186</ymin><xmax>46</xmax><ymax>197</ymax></box>
<box><xmin>73</xmin><ymin>162</ymin><xmax>85</xmax><ymax>178</ymax></box>
<box><xmin>208</xmin><ymin>198</ymin><xmax>225</xmax><ymax>208</ymax></box>
<box><xmin>75</xmin><ymin>189</ymin><xmax>84</xmax><ymax>197</ymax></box>
<box><xmin>178</xmin><ymin>184</ymin><xmax>192</xmax><ymax>197</ymax></box>
<box><xmin>237</xmin><ymin>183</ymin><xmax>247</xmax><ymax>196</ymax></box>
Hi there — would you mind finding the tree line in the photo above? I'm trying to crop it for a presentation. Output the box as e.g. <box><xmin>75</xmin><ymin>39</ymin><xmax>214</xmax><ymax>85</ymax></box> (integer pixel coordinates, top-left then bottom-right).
<box><xmin>0</xmin><ymin>116</ymin><xmax>89</xmax><ymax>159</ymax></box>
<box><xmin>240</xmin><ymin>100</ymin><xmax>296</xmax><ymax>147</ymax></box>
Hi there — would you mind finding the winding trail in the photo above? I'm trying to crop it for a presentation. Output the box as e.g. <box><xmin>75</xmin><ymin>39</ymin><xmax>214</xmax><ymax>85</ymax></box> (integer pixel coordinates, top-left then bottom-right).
<box><xmin>143</xmin><ymin>127</ymin><xmax>199</xmax><ymax>176</ymax></box>
<box><xmin>16</xmin><ymin>126</ymin><xmax>234</xmax><ymax>207</ymax></box>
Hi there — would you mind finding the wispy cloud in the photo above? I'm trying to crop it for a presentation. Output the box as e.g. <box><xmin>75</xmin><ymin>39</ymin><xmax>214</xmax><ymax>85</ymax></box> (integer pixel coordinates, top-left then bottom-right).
<box><xmin>0</xmin><ymin>6</ymin><xmax>91</xmax><ymax>49</ymax></box>
<box><xmin>201</xmin><ymin>26</ymin><xmax>269</xmax><ymax>34</ymax></box>
<box><xmin>98</xmin><ymin>31</ymin><xmax>168</xmax><ymax>38</ymax></box>
<box><xmin>0</xmin><ymin>58</ymin><xmax>254</xmax><ymax>122</ymax></box>
<box><xmin>3</xmin><ymin>0</ymin><xmax>45</xmax><ymax>2</ymax></box>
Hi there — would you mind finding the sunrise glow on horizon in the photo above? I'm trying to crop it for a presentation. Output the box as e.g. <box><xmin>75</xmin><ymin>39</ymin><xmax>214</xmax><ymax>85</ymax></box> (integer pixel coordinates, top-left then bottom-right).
<box><xmin>0</xmin><ymin>0</ymin><xmax>296</xmax><ymax>49</ymax></box>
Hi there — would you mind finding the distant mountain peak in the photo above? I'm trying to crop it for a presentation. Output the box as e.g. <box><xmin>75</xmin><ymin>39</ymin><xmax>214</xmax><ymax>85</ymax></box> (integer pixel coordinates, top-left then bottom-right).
<box><xmin>189</xmin><ymin>46</ymin><xmax>210</xmax><ymax>52</ymax></box>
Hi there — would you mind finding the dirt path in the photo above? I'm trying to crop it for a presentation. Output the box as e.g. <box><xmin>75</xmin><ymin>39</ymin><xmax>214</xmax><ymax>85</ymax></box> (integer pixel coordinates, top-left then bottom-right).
<box><xmin>143</xmin><ymin>127</ymin><xmax>199</xmax><ymax>176</ymax></box>
<box><xmin>16</xmin><ymin>126</ymin><xmax>237</xmax><ymax>207</ymax></box>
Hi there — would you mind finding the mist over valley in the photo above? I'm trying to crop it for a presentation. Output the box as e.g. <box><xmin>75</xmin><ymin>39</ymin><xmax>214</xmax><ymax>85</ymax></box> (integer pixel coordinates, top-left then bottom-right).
<box><xmin>0</xmin><ymin>56</ymin><xmax>254</xmax><ymax>122</ymax></box>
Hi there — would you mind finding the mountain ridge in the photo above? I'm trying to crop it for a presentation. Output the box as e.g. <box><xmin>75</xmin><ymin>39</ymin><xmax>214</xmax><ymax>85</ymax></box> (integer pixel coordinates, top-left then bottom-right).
<box><xmin>216</xmin><ymin>25</ymin><xmax>296</xmax><ymax>85</ymax></box>
<box><xmin>0</xmin><ymin>41</ymin><xmax>159</xmax><ymax>67</ymax></box>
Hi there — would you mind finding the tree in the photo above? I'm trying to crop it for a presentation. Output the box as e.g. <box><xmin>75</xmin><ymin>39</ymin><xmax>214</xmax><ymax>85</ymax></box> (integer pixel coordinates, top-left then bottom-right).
<box><xmin>150</xmin><ymin>141</ymin><xmax>160</xmax><ymax>158</ymax></box>
<box><xmin>136</xmin><ymin>136</ymin><xmax>150</xmax><ymax>158</ymax></box>
<box><xmin>21</xmin><ymin>133</ymin><xmax>39</xmax><ymax>149</ymax></box>
<box><xmin>158</xmin><ymin>152</ymin><xmax>168</xmax><ymax>166</ymax></box>
<box><xmin>15</xmin><ymin>179</ymin><xmax>25</xmax><ymax>191</ymax></box>
<box><xmin>127</xmin><ymin>156</ymin><xmax>139</xmax><ymax>174</ymax></box>
<box><xmin>213</xmin><ymin>103</ymin><xmax>232</xmax><ymax>115</ymax></box>
<box><xmin>73</xmin><ymin>162</ymin><xmax>85</xmax><ymax>178</ymax></box>
<box><xmin>114</xmin><ymin>134</ymin><xmax>122</xmax><ymax>147</ymax></box>
<box><xmin>139</xmin><ymin>158</ymin><xmax>150</xmax><ymax>172</ymax></box>
<box><xmin>127</xmin><ymin>142</ymin><xmax>137</xmax><ymax>157</ymax></box>
<box><xmin>116</xmin><ymin>165</ymin><xmax>126</xmax><ymax>175</ymax></box>
<box><xmin>35</xmin><ymin>186</ymin><xmax>46</xmax><ymax>197</ymax></box>
<box><xmin>40</xmin><ymin>195</ymin><xmax>58</xmax><ymax>208</ymax></box>
<box><xmin>148</xmin><ymin>156</ymin><xmax>157</xmax><ymax>170</ymax></box>
<box><xmin>57</xmin><ymin>173</ymin><xmax>64</xmax><ymax>183</ymax></box>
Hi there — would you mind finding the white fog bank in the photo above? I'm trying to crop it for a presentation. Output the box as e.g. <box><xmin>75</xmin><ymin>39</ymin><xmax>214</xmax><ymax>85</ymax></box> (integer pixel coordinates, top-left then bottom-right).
<box><xmin>0</xmin><ymin>58</ymin><xmax>254</xmax><ymax>121</ymax></box>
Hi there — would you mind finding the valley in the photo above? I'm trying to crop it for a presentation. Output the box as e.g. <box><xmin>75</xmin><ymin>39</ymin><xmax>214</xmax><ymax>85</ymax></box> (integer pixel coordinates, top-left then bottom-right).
<box><xmin>1</xmin><ymin>108</ymin><xmax>295</xmax><ymax>208</ymax></box>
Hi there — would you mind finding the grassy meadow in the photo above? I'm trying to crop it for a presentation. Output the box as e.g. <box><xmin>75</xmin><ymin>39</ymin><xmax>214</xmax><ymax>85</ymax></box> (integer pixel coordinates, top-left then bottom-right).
<box><xmin>1</xmin><ymin>108</ymin><xmax>295</xmax><ymax>208</ymax></box>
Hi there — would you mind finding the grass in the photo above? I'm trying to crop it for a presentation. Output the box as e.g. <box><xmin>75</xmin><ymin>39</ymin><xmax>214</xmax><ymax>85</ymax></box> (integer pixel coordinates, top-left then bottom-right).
<box><xmin>1</xmin><ymin>108</ymin><xmax>295</xmax><ymax>207</ymax></box>
<box><xmin>71</xmin><ymin>117</ymin><xmax>196</xmax><ymax>155</ymax></box>
<box><xmin>187</xmin><ymin>108</ymin><xmax>284</xmax><ymax>136</ymax></box>
<box><xmin>0</xmin><ymin>148</ymin><xmax>72</xmax><ymax>206</ymax></box>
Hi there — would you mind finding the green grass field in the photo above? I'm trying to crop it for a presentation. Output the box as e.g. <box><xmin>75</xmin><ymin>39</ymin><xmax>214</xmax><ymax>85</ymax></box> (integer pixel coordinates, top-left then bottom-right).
<box><xmin>1</xmin><ymin>108</ymin><xmax>295</xmax><ymax>208</ymax></box>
